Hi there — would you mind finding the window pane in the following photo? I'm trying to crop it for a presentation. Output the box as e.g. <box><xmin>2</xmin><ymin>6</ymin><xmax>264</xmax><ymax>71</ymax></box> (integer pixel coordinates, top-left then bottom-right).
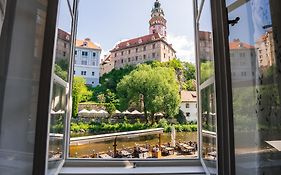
<box><xmin>47</xmin><ymin>0</ymin><xmax>73</xmax><ymax>174</ymax></box>
<box><xmin>201</xmin><ymin>84</ymin><xmax>217</xmax><ymax>171</ymax></box>
<box><xmin>54</xmin><ymin>0</ymin><xmax>72</xmax><ymax>82</ymax></box>
<box><xmin>0</xmin><ymin>0</ymin><xmax>48</xmax><ymax>174</ymax></box>
<box><xmin>198</xmin><ymin>0</ymin><xmax>214</xmax><ymax>84</ymax></box>
<box><xmin>227</xmin><ymin>0</ymin><xmax>281</xmax><ymax>174</ymax></box>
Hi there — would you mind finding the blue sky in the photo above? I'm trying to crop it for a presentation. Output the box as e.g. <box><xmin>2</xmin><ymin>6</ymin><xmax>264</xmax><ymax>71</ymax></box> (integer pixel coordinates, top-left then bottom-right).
<box><xmin>75</xmin><ymin>0</ymin><xmax>195</xmax><ymax>62</ymax></box>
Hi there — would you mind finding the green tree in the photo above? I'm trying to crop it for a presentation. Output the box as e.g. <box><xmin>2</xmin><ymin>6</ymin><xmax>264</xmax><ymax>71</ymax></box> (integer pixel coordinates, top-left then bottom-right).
<box><xmin>200</xmin><ymin>61</ymin><xmax>214</xmax><ymax>83</ymax></box>
<box><xmin>105</xmin><ymin>102</ymin><xmax>116</xmax><ymax>122</ymax></box>
<box><xmin>184</xmin><ymin>62</ymin><xmax>196</xmax><ymax>80</ymax></box>
<box><xmin>117</xmin><ymin>64</ymin><xmax>180</xmax><ymax>124</ymax></box>
<box><xmin>97</xmin><ymin>94</ymin><xmax>106</xmax><ymax>103</ymax></box>
<box><xmin>54</xmin><ymin>64</ymin><xmax>67</xmax><ymax>81</ymax></box>
<box><xmin>72</xmin><ymin>76</ymin><xmax>92</xmax><ymax>117</ymax></box>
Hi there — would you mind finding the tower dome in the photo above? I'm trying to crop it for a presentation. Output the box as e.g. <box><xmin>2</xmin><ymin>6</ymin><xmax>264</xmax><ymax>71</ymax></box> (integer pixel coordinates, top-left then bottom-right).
<box><xmin>149</xmin><ymin>0</ymin><xmax>167</xmax><ymax>37</ymax></box>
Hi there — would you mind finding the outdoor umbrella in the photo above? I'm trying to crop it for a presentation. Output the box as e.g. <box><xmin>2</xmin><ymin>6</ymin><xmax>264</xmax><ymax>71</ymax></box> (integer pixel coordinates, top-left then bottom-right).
<box><xmin>131</xmin><ymin>110</ymin><xmax>142</xmax><ymax>115</ymax></box>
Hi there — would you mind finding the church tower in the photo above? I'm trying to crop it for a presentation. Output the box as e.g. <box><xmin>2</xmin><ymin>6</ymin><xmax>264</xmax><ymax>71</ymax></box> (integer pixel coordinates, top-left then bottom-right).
<box><xmin>149</xmin><ymin>0</ymin><xmax>167</xmax><ymax>37</ymax></box>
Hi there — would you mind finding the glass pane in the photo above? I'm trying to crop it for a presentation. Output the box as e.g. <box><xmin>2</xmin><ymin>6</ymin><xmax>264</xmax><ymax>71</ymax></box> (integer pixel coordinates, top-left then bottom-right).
<box><xmin>226</xmin><ymin>0</ymin><xmax>237</xmax><ymax>7</ymax></box>
<box><xmin>201</xmin><ymin>85</ymin><xmax>216</xmax><ymax>133</ymax></box>
<box><xmin>47</xmin><ymin>0</ymin><xmax>73</xmax><ymax>174</ymax></box>
<box><xmin>0</xmin><ymin>0</ymin><xmax>48</xmax><ymax>174</ymax></box>
<box><xmin>227</xmin><ymin>0</ymin><xmax>281</xmax><ymax>174</ymax></box>
<box><xmin>68</xmin><ymin>0</ymin><xmax>74</xmax><ymax>12</ymax></box>
<box><xmin>198</xmin><ymin>0</ymin><xmax>217</xmax><ymax>172</ymax></box>
<box><xmin>198</xmin><ymin>0</ymin><xmax>214</xmax><ymax>84</ymax></box>
<box><xmin>201</xmin><ymin>84</ymin><xmax>217</xmax><ymax>173</ymax></box>
<box><xmin>55</xmin><ymin>0</ymin><xmax>72</xmax><ymax>81</ymax></box>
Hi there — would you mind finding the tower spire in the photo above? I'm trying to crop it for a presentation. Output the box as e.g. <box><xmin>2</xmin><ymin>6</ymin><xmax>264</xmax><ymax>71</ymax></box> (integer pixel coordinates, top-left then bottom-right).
<box><xmin>149</xmin><ymin>0</ymin><xmax>167</xmax><ymax>37</ymax></box>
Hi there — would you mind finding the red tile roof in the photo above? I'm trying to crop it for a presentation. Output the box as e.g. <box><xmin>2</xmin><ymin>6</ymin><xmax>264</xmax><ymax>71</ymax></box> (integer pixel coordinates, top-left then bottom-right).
<box><xmin>76</xmin><ymin>38</ymin><xmax>101</xmax><ymax>50</ymax></box>
<box><xmin>110</xmin><ymin>33</ymin><xmax>175</xmax><ymax>52</ymax></box>
<box><xmin>229</xmin><ymin>39</ymin><xmax>254</xmax><ymax>50</ymax></box>
<box><xmin>181</xmin><ymin>91</ymin><xmax>197</xmax><ymax>102</ymax></box>
<box><xmin>199</xmin><ymin>31</ymin><xmax>212</xmax><ymax>41</ymax></box>
<box><xmin>58</xmin><ymin>28</ymin><xmax>71</xmax><ymax>42</ymax></box>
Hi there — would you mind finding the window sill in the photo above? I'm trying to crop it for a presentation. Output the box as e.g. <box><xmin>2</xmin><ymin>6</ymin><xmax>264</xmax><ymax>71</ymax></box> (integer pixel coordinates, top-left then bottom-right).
<box><xmin>59</xmin><ymin>159</ymin><xmax>205</xmax><ymax>175</ymax></box>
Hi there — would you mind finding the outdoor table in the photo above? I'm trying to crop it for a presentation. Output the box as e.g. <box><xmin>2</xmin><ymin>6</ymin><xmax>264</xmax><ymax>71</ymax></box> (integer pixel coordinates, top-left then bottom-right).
<box><xmin>99</xmin><ymin>154</ymin><xmax>112</xmax><ymax>159</ymax></box>
<box><xmin>165</xmin><ymin>147</ymin><xmax>175</xmax><ymax>155</ymax></box>
<box><xmin>120</xmin><ymin>150</ymin><xmax>131</xmax><ymax>157</ymax></box>
<box><xmin>139</xmin><ymin>147</ymin><xmax>149</xmax><ymax>153</ymax></box>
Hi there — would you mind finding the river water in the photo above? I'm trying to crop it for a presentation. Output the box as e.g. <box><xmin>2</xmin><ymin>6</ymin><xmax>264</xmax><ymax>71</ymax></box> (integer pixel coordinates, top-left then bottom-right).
<box><xmin>69</xmin><ymin>132</ymin><xmax>197</xmax><ymax>158</ymax></box>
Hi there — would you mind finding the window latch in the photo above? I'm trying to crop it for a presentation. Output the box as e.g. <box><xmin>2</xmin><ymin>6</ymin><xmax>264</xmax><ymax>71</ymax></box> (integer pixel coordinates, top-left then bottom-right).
<box><xmin>228</xmin><ymin>17</ymin><xmax>240</xmax><ymax>26</ymax></box>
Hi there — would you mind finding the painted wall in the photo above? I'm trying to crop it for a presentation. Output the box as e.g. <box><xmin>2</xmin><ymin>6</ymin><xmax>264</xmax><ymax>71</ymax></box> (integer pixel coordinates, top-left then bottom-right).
<box><xmin>74</xmin><ymin>47</ymin><xmax>101</xmax><ymax>86</ymax></box>
<box><xmin>180</xmin><ymin>101</ymin><xmax>197</xmax><ymax>122</ymax></box>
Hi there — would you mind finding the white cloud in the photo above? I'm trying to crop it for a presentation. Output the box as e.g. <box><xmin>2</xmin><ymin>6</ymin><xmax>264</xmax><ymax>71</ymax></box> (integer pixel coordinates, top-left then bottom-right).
<box><xmin>167</xmin><ymin>34</ymin><xmax>195</xmax><ymax>63</ymax></box>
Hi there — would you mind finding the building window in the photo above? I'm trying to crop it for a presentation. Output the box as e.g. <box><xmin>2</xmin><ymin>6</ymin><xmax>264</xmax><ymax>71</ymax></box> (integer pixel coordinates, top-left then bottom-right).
<box><xmin>93</xmin><ymin>52</ymin><xmax>96</xmax><ymax>57</ymax></box>
<box><xmin>152</xmin><ymin>53</ymin><xmax>156</xmax><ymax>58</ymax></box>
<box><xmin>92</xmin><ymin>72</ymin><xmax>95</xmax><ymax>76</ymax></box>
<box><xmin>136</xmin><ymin>48</ymin><xmax>138</xmax><ymax>52</ymax></box>
<box><xmin>186</xmin><ymin>103</ymin><xmax>190</xmax><ymax>108</ymax></box>
<box><xmin>93</xmin><ymin>62</ymin><xmax>96</xmax><ymax>66</ymax></box>
<box><xmin>128</xmin><ymin>50</ymin><xmax>131</xmax><ymax>54</ymax></box>
<box><xmin>128</xmin><ymin>57</ymin><xmax>130</xmax><ymax>62</ymax></box>
<box><xmin>153</xmin><ymin>44</ymin><xmax>156</xmax><ymax>49</ymax></box>
<box><xmin>121</xmin><ymin>59</ymin><xmax>124</xmax><ymax>63</ymax></box>
<box><xmin>82</xmin><ymin>51</ymin><xmax>88</xmax><ymax>57</ymax></box>
<box><xmin>74</xmin><ymin>70</ymin><xmax>75</xmax><ymax>75</ymax></box>
<box><xmin>115</xmin><ymin>53</ymin><xmax>117</xmax><ymax>57</ymax></box>
<box><xmin>186</xmin><ymin>112</ymin><xmax>190</xmax><ymax>117</ymax></box>
<box><xmin>63</xmin><ymin>51</ymin><xmax>66</xmax><ymax>57</ymax></box>
<box><xmin>164</xmin><ymin>53</ymin><xmax>166</xmax><ymax>58</ymax></box>
<box><xmin>64</xmin><ymin>42</ymin><xmax>67</xmax><ymax>48</ymax></box>
<box><xmin>143</xmin><ymin>46</ymin><xmax>146</xmax><ymax>51</ymax></box>
<box><xmin>92</xmin><ymin>82</ymin><xmax>95</xmax><ymax>84</ymax></box>
<box><xmin>136</xmin><ymin>56</ymin><xmax>138</xmax><ymax>61</ymax></box>
<box><xmin>164</xmin><ymin>45</ymin><xmax>166</xmax><ymax>49</ymax></box>
<box><xmin>143</xmin><ymin>54</ymin><xmax>146</xmax><ymax>59</ymax></box>
<box><xmin>81</xmin><ymin>71</ymin><xmax>86</xmax><ymax>75</ymax></box>
<box><xmin>75</xmin><ymin>50</ymin><xmax>77</xmax><ymax>55</ymax></box>
<box><xmin>239</xmin><ymin>53</ymin><xmax>245</xmax><ymax>57</ymax></box>
<box><xmin>241</xmin><ymin>72</ymin><xmax>246</xmax><ymax>76</ymax></box>
<box><xmin>121</xmin><ymin>51</ymin><xmax>124</xmax><ymax>56</ymax></box>
<box><xmin>81</xmin><ymin>60</ymin><xmax>87</xmax><ymax>65</ymax></box>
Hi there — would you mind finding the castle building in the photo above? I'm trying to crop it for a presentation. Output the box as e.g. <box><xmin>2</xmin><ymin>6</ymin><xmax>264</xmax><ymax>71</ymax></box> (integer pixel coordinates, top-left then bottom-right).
<box><xmin>255</xmin><ymin>28</ymin><xmax>276</xmax><ymax>68</ymax></box>
<box><xmin>101</xmin><ymin>0</ymin><xmax>176</xmax><ymax>72</ymax></box>
<box><xmin>229</xmin><ymin>39</ymin><xmax>256</xmax><ymax>83</ymax></box>
<box><xmin>56</xmin><ymin>29</ymin><xmax>71</xmax><ymax>62</ymax></box>
<box><xmin>74</xmin><ymin>38</ymin><xmax>101</xmax><ymax>87</ymax></box>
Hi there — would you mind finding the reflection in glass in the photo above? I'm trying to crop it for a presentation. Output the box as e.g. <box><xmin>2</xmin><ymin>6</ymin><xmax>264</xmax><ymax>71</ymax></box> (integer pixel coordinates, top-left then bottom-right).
<box><xmin>197</xmin><ymin>0</ymin><xmax>217</xmax><ymax>173</ymax></box>
<box><xmin>198</xmin><ymin>0</ymin><xmax>214</xmax><ymax>83</ymax></box>
<box><xmin>54</xmin><ymin>0</ymin><xmax>72</xmax><ymax>81</ymax></box>
<box><xmin>227</xmin><ymin>0</ymin><xmax>281</xmax><ymax>174</ymax></box>
<box><xmin>47</xmin><ymin>0</ymin><xmax>74</xmax><ymax>174</ymax></box>
<box><xmin>201</xmin><ymin>85</ymin><xmax>216</xmax><ymax>132</ymax></box>
<box><xmin>201</xmin><ymin>84</ymin><xmax>216</xmax><ymax>171</ymax></box>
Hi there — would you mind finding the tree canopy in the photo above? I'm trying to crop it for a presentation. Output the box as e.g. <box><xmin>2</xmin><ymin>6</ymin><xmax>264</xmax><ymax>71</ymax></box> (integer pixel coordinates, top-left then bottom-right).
<box><xmin>72</xmin><ymin>76</ymin><xmax>92</xmax><ymax>117</ymax></box>
<box><xmin>117</xmin><ymin>64</ymin><xmax>180</xmax><ymax>123</ymax></box>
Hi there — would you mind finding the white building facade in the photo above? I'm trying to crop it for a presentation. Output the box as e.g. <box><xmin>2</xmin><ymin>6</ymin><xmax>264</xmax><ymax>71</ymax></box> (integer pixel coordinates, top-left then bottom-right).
<box><xmin>74</xmin><ymin>38</ymin><xmax>101</xmax><ymax>87</ymax></box>
<box><xmin>180</xmin><ymin>91</ymin><xmax>197</xmax><ymax>122</ymax></box>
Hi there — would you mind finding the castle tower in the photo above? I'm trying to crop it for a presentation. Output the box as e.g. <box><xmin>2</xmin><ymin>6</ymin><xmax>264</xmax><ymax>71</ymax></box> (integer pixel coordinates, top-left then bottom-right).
<box><xmin>149</xmin><ymin>0</ymin><xmax>167</xmax><ymax>37</ymax></box>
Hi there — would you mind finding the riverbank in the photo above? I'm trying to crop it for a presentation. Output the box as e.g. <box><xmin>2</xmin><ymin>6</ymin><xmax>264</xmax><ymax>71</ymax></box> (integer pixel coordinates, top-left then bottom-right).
<box><xmin>70</xmin><ymin>121</ymin><xmax>197</xmax><ymax>136</ymax></box>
